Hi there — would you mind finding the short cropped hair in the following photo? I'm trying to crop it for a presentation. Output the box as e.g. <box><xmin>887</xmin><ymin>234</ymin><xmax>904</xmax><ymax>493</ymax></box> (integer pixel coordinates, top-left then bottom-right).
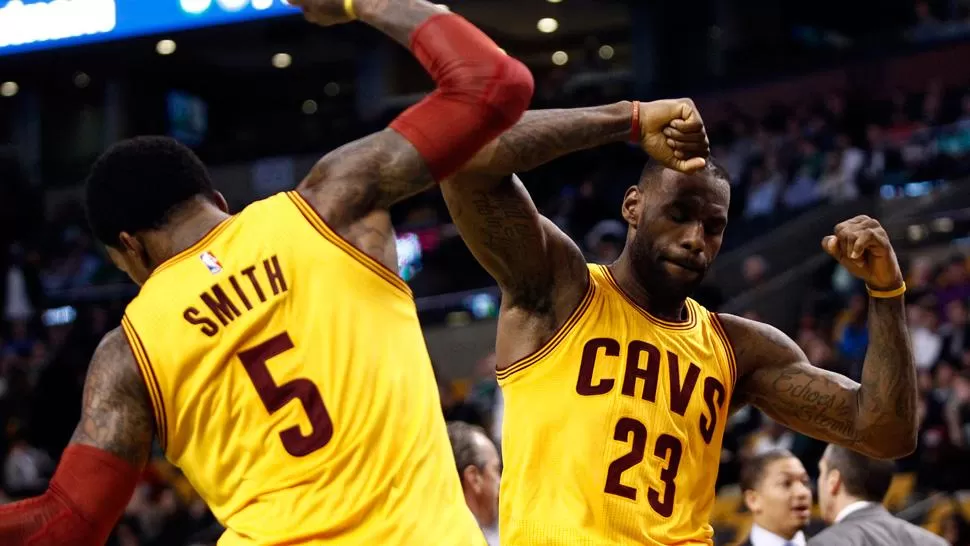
<box><xmin>740</xmin><ymin>449</ymin><xmax>796</xmax><ymax>492</ymax></box>
<box><xmin>823</xmin><ymin>445</ymin><xmax>895</xmax><ymax>502</ymax></box>
<box><xmin>447</xmin><ymin>421</ymin><xmax>490</xmax><ymax>475</ymax></box>
<box><xmin>85</xmin><ymin>136</ymin><xmax>214</xmax><ymax>247</ymax></box>
<box><xmin>639</xmin><ymin>156</ymin><xmax>731</xmax><ymax>188</ymax></box>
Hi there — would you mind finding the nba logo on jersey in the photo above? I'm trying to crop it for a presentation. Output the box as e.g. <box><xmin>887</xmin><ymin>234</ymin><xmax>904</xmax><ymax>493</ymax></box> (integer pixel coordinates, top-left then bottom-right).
<box><xmin>200</xmin><ymin>251</ymin><xmax>223</xmax><ymax>274</ymax></box>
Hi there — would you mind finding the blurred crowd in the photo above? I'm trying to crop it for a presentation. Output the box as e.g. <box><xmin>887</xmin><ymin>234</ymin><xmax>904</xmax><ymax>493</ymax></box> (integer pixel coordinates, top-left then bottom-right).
<box><xmin>1</xmin><ymin>64</ymin><xmax>970</xmax><ymax>546</ymax></box>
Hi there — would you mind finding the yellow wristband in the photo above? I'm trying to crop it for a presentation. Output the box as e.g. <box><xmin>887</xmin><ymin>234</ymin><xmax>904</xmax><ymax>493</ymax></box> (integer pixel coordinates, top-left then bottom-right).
<box><xmin>866</xmin><ymin>282</ymin><xmax>906</xmax><ymax>299</ymax></box>
<box><xmin>344</xmin><ymin>0</ymin><xmax>356</xmax><ymax>19</ymax></box>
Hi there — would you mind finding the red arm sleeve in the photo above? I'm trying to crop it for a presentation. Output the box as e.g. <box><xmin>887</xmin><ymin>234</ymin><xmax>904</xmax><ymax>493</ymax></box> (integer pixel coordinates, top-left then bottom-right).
<box><xmin>0</xmin><ymin>444</ymin><xmax>141</xmax><ymax>546</ymax></box>
<box><xmin>389</xmin><ymin>13</ymin><xmax>534</xmax><ymax>181</ymax></box>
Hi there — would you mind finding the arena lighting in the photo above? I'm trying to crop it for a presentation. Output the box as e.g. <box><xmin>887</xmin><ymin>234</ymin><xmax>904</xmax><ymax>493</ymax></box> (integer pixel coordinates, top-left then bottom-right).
<box><xmin>598</xmin><ymin>44</ymin><xmax>614</xmax><ymax>60</ymax></box>
<box><xmin>324</xmin><ymin>82</ymin><xmax>340</xmax><ymax>97</ymax></box>
<box><xmin>156</xmin><ymin>39</ymin><xmax>177</xmax><ymax>55</ymax></box>
<box><xmin>0</xmin><ymin>0</ymin><xmax>117</xmax><ymax>48</ymax></box>
<box><xmin>272</xmin><ymin>52</ymin><xmax>292</xmax><ymax>68</ymax></box>
<box><xmin>73</xmin><ymin>71</ymin><xmax>91</xmax><ymax>88</ymax></box>
<box><xmin>547</xmin><ymin>0</ymin><xmax>562</xmax><ymax>3</ymax></box>
<box><xmin>0</xmin><ymin>81</ymin><xmax>18</xmax><ymax>97</ymax></box>
<box><xmin>932</xmin><ymin>217</ymin><xmax>954</xmax><ymax>233</ymax></box>
<box><xmin>302</xmin><ymin>99</ymin><xmax>318</xmax><ymax>115</ymax></box>
<box><xmin>537</xmin><ymin>17</ymin><xmax>559</xmax><ymax>33</ymax></box>
<box><xmin>551</xmin><ymin>50</ymin><xmax>568</xmax><ymax>65</ymax></box>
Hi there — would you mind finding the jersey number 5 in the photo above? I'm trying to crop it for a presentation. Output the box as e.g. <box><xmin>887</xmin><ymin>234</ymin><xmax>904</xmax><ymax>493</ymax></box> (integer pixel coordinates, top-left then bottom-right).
<box><xmin>604</xmin><ymin>417</ymin><xmax>683</xmax><ymax>517</ymax></box>
<box><xmin>238</xmin><ymin>332</ymin><xmax>333</xmax><ymax>457</ymax></box>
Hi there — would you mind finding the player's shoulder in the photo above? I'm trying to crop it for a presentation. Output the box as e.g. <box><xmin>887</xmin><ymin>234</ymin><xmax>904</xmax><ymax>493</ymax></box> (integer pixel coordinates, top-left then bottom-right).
<box><xmin>711</xmin><ymin>313</ymin><xmax>802</xmax><ymax>375</ymax></box>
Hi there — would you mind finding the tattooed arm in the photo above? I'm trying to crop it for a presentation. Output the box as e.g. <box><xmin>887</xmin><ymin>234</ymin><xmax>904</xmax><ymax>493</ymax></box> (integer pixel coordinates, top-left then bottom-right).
<box><xmin>718</xmin><ymin>218</ymin><xmax>917</xmax><ymax>459</ymax></box>
<box><xmin>295</xmin><ymin>0</ymin><xmax>533</xmax><ymax>271</ymax></box>
<box><xmin>442</xmin><ymin>100</ymin><xmax>709</xmax><ymax>366</ymax></box>
<box><xmin>0</xmin><ymin>328</ymin><xmax>153</xmax><ymax>544</ymax></box>
<box><xmin>440</xmin><ymin>105</ymin><xmax>632</xmax><ymax>365</ymax></box>
<box><xmin>720</xmin><ymin>299</ymin><xmax>916</xmax><ymax>459</ymax></box>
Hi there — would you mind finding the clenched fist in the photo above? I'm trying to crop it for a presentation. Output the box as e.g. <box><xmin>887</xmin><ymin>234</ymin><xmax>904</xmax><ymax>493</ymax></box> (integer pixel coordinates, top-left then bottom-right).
<box><xmin>638</xmin><ymin>98</ymin><xmax>710</xmax><ymax>174</ymax></box>
<box><xmin>822</xmin><ymin>215</ymin><xmax>904</xmax><ymax>292</ymax></box>
<box><xmin>289</xmin><ymin>0</ymin><xmax>358</xmax><ymax>26</ymax></box>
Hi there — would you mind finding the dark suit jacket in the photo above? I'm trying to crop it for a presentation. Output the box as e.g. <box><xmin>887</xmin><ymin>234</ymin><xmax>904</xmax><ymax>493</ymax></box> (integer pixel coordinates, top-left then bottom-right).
<box><xmin>806</xmin><ymin>504</ymin><xmax>948</xmax><ymax>546</ymax></box>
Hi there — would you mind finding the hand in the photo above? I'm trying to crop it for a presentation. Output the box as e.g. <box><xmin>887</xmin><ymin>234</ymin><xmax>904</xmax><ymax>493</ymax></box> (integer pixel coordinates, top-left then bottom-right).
<box><xmin>822</xmin><ymin>215</ymin><xmax>903</xmax><ymax>292</ymax></box>
<box><xmin>289</xmin><ymin>0</ymin><xmax>358</xmax><ymax>26</ymax></box>
<box><xmin>638</xmin><ymin>98</ymin><xmax>709</xmax><ymax>173</ymax></box>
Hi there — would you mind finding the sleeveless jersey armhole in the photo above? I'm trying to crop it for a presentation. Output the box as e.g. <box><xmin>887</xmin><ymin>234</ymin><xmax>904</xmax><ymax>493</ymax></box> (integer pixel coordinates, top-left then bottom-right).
<box><xmin>285</xmin><ymin>191</ymin><xmax>413</xmax><ymax>298</ymax></box>
<box><xmin>709</xmin><ymin>312</ymin><xmax>738</xmax><ymax>392</ymax></box>
<box><xmin>121</xmin><ymin>315</ymin><xmax>169</xmax><ymax>452</ymax></box>
<box><xmin>496</xmin><ymin>268</ymin><xmax>595</xmax><ymax>384</ymax></box>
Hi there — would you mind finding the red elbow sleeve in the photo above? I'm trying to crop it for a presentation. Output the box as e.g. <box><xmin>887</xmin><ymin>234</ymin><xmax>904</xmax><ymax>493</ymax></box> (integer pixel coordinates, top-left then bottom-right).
<box><xmin>389</xmin><ymin>13</ymin><xmax>534</xmax><ymax>181</ymax></box>
<box><xmin>0</xmin><ymin>445</ymin><xmax>140</xmax><ymax>546</ymax></box>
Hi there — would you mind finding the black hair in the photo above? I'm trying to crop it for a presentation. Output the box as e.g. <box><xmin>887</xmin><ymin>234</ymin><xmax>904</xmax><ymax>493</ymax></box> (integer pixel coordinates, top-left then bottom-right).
<box><xmin>84</xmin><ymin>136</ymin><xmax>214</xmax><ymax>247</ymax></box>
<box><xmin>638</xmin><ymin>156</ymin><xmax>731</xmax><ymax>189</ymax></box>
<box><xmin>446</xmin><ymin>421</ymin><xmax>490</xmax><ymax>476</ymax></box>
<box><xmin>823</xmin><ymin>445</ymin><xmax>895</xmax><ymax>502</ymax></box>
<box><xmin>740</xmin><ymin>448</ymin><xmax>796</xmax><ymax>492</ymax></box>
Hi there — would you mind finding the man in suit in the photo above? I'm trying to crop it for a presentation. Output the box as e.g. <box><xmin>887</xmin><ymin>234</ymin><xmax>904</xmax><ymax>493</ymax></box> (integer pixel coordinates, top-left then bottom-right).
<box><xmin>737</xmin><ymin>449</ymin><xmax>814</xmax><ymax>546</ymax></box>
<box><xmin>808</xmin><ymin>444</ymin><xmax>947</xmax><ymax>546</ymax></box>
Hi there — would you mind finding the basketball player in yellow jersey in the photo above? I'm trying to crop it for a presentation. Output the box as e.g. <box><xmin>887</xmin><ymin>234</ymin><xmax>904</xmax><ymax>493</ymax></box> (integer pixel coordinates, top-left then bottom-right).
<box><xmin>0</xmin><ymin>1</ymin><xmax>535</xmax><ymax>544</ymax></box>
<box><xmin>441</xmin><ymin>99</ymin><xmax>919</xmax><ymax>545</ymax></box>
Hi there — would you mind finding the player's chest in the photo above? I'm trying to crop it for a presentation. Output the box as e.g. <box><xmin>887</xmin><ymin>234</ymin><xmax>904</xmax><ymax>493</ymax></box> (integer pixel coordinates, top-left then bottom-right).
<box><xmin>571</xmin><ymin>333</ymin><xmax>729</xmax><ymax>423</ymax></box>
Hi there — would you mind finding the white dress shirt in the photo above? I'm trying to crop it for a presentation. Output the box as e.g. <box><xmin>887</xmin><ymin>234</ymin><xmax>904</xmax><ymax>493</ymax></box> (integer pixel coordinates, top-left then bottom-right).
<box><xmin>749</xmin><ymin>523</ymin><xmax>807</xmax><ymax>546</ymax></box>
<box><xmin>834</xmin><ymin>500</ymin><xmax>874</xmax><ymax>523</ymax></box>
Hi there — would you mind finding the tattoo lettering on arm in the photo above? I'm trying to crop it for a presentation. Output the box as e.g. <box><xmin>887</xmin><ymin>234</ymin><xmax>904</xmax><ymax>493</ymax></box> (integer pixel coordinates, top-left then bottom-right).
<box><xmin>70</xmin><ymin>327</ymin><xmax>155</xmax><ymax>468</ymax></box>
<box><xmin>722</xmin><ymin>305</ymin><xmax>917</xmax><ymax>458</ymax></box>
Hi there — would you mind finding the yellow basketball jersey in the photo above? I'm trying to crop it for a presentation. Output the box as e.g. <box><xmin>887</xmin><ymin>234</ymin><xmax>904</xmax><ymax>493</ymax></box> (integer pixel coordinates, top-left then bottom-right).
<box><xmin>122</xmin><ymin>192</ymin><xmax>484</xmax><ymax>546</ymax></box>
<box><xmin>497</xmin><ymin>264</ymin><xmax>736</xmax><ymax>546</ymax></box>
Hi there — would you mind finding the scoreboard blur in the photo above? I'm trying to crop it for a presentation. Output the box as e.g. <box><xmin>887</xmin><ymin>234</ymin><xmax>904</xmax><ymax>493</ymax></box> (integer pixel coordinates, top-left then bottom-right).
<box><xmin>0</xmin><ymin>0</ymin><xmax>298</xmax><ymax>56</ymax></box>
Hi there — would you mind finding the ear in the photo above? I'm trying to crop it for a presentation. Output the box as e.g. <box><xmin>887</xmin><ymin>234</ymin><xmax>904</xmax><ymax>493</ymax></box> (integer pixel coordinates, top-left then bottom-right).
<box><xmin>827</xmin><ymin>468</ymin><xmax>842</xmax><ymax>497</ymax></box>
<box><xmin>743</xmin><ymin>489</ymin><xmax>761</xmax><ymax>514</ymax></box>
<box><xmin>118</xmin><ymin>231</ymin><xmax>143</xmax><ymax>257</ymax></box>
<box><xmin>461</xmin><ymin>465</ymin><xmax>481</xmax><ymax>492</ymax></box>
<box><xmin>621</xmin><ymin>185</ymin><xmax>642</xmax><ymax>227</ymax></box>
<box><xmin>213</xmin><ymin>191</ymin><xmax>230</xmax><ymax>213</ymax></box>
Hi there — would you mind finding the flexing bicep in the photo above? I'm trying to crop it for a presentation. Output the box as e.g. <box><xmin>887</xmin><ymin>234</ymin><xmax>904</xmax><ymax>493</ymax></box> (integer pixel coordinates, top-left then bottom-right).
<box><xmin>70</xmin><ymin>327</ymin><xmax>155</xmax><ymax>468</ymax></box>
<box><xmin>441</xmin><ymin>173</ymin><xmax>587</xmax><ymax>311</ymax></box>
<box><xmin>297</xmin><ymin>129</ymin><xmax>434</xmax><ymax>229</ymax></box>
<box><xmin>720</xmin><ymin>314</ymin><xmax>865</xmax><ymax>449</ymax></box>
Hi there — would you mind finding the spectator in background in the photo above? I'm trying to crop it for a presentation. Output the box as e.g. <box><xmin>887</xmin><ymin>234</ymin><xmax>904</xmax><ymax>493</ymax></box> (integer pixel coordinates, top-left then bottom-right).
<box><xmin>738</xmin><ymin>449</ymin><xmax>813</xmax><ymax>546</ymax></box>
<box><xmin>939</xmin><ymin>299</ymin><xmax>970</xmax><ymax>365</ymax></box>
<box><xmin>936</xmin><ymin>255</ymin><xmax>970</xmax><ymax>315</ymax></box>
<box><xmin>910</xmin><ymin>299</ymin><xmax>943</xmax><ymax>371</ymax></box>
<box><xmin>809</xmin><ymin>444</ymin><xmax>946</xmax><ymax>546</ymax></box>
<box><xmin>817</xmin><ymin>151</ymin><xmax>859</xmax><ymax>203</ymax></box>
<box><xmin>2</xmin><ymin>428</ymin><xmax>53</xmax><ymax>499</ymax></box>
<box><xmin>743</xmin><ymin>164</ymin><xmax>781</xmax><ymax>220</ymax></box>
<box><xmin>743</xmin><ymin>255</ymin><xmax>770</xmax><ymax>289</ymax></box>
<box><xmin>834</xmin><ymin>293</ymin><xmax>868</xmax><ymax>377</ymax></box>
<box><xmin>447</xmin><ymin>421</ymin><xmax>501</xmax><ymax>546</ymax></box>
<box><xmin>782</xmin><ymin>165</ymin><xmax>821</xmax><ymax>211</ymax></box>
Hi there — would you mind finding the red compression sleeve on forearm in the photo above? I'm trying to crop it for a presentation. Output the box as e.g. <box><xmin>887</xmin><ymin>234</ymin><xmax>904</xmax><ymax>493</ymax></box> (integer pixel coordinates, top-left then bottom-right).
<box><xmin>0</xmin><ymin>444</ymin><xmax>140</xmax><ymax>546</ymax></box>
<box><xmin>389</xmin><ymin>13</ymin><xmax>534</xmax><ymax>181</ymax></box>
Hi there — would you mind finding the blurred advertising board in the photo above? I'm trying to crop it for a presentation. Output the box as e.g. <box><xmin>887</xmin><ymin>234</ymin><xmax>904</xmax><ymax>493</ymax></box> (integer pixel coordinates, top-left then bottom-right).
<box><xmin>0</xmin><ymin>0</ymin><xmax>298</xmax><ymax>56</ymax></box>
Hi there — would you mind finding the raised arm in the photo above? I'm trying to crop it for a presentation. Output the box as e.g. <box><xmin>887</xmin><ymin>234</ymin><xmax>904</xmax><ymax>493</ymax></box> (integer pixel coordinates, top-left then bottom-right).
<box><xmin>723</xmin><ymin>216</ymin><xmax>917</xmax><ymax>459</ymax></box>
<box><xmin>441</xmin><ymin>99</ymin><xmax>709</xmax><ymax>365</ymax></box>
<box><xmin>291</xmin><ymin>0</ymin><xmax>533</xmax><ymax>270</ymax></box>
<box><xmin>0</xmin><ymin>328</ymin><xmax>154</xmax><ymax>545</ymax></box>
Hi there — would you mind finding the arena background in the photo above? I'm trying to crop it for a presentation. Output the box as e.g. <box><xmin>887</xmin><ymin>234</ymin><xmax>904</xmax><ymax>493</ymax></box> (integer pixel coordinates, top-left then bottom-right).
<box><xmin>2</xmin><ymin>0</ymin><xmax>970</xmax><ymax>544</ymax></box>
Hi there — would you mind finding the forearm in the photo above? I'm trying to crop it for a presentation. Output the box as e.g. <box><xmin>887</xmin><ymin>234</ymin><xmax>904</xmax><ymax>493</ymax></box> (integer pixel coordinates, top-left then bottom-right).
<box><xmin>856</xmin><ymin>295</ymin><xmax>918</xmax><ymax>455</ymax></box>
<box><xmin>0</xmin><ymin>444</ymin><xmax>140</xmax><ymax>545</ymax></box>
<box><xmin>355</xmin><ymin>0</ymin><xmax>443</xmax><ymax>46</ymax></box>
<box><xmin>465</xmin><ymin>102</ymin><xmax>633</xmax><ymax>177</ymax></box>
